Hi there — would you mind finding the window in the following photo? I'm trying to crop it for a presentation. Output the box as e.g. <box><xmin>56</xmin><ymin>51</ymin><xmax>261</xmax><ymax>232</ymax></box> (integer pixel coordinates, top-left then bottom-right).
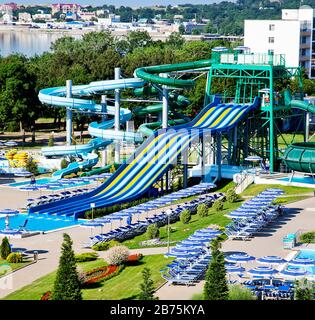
<box><xmin>301</xmin><ymin>48</ymin><xmax>307</xmax><ymax>56</ymax></box>
<box><xmin>268</xmin><ymin>49</ymin><xmax>274</xmax><ymax>55</ymax></box>
<box><xmin>269</xmin><ymin>24</ymin><xmax>275</xmax><ymax>31</ymax></box>
<box><xmin>268</xmin><ymin>37</ymin><xmax>274</xmax><ymax>43</ymax></box>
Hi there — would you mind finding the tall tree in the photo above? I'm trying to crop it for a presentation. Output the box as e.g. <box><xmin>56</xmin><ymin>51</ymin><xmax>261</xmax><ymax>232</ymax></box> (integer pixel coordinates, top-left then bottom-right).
<box><xmin>203</xmin><ymin>239</ymin><xmax>229</xmax><ymax>300</ymax></box>
<box><xmin>52</xmin><ymin>233</ymin><xmax>82</xmax><ymax>300</ymax></box>
<box><xmin>138</xmin><ymin>267</ymin><xmax>157</xmax><ymax>300</ymax></box>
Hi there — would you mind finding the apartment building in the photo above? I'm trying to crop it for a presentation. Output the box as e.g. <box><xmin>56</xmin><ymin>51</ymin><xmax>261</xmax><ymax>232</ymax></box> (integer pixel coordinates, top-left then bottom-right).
<box><xmin>244</xmin><ymin>6</ymin><xmax>315</xmax><ymax>79</ymax></box>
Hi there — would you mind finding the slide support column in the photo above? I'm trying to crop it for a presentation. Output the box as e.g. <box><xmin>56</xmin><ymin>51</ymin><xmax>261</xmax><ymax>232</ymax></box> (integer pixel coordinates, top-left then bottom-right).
<box><xmin>66</xmin><ymin>79</ymin><xmax>73</xmax><ymax>146</ymax></box>
<box><xmin>216</xmin><ymin>132</ymin><xmax>222</xmax><ymax>181</ymax></box>
<box><xmin>161</xmin><ymin>73</ymin><xmax>169</xmax><ymax>129</ymax></box>
<box><xmin>114</xmin><ymin>68</ymin><xmax>121</xmax><ymax>163</ymax></box>
<box><xmin>305</xmin><ymin>112</ymin><xmax>310</xmax><ymax>142</ymax></box>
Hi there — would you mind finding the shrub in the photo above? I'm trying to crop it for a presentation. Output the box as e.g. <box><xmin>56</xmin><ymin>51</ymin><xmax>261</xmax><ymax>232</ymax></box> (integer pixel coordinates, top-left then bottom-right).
<box><xmin>127</xmin><ymin>253</ymin><xmax>143</xmax><ymax>264</ymax></box>
<box><xmin>197</xmin><ymin>203</ymin><xmax>209</xmax><ymax>217</ymax></box>
<box><xmin>300</xmin><ymin>231</ymin><xmax>315</xmax><ymax>244</ymax></box>
<box><xmin>0</xmin><ymin>237</ymin><xmax>11</xmax><ymax>259</ymax></box>
<box><xmin>6</xmin><ymin>252</ymin><xmax>23</xmax><ymax>263</ymax></box>
<box><xmin>75</xmin><ymin>252</ymin><xmax>98</xmax><ymax>263</ymax></box>
<box><xmin>226</xmin><ymin>189</ymin><xmax>240</xmax><ymax>203</ymax></box>
<box><xmin>294</xmin><ymin>279</ymin><xmax>313</xmax><ymax>300</ymax></box>
<box><xmin>146</xmin><ymin>224</ymin><xmax>160</xmax><ymax>240</ymax></box>
<box><xmin>180</xmin><ymin>209</ymin><xmax>191</xmax><ymax>224</ymax></box>
<box><xmin>105</xmin><ymin>245</ymin><xmax>129</xmax><ymax>266</ymax></box>
<box><xmin>138</xmin><ymin>267</ymin><xmax>158</xmax><ymax>300</ymax></box>
<box><xmin>107</xmin><ymin>240</ymin><xmax>119</xmax><ymax>248</ymax></box>
<box><xmin>92</xmin><ymin>242</ymin><xmax>109</xmax><ymax>251</ymax></box>
<box><xmin>60</xmin><ymin>158</ymin><xmax>69</xmax><ymax>169</ymax></box>
<box><xmin>212</xmin><ymin>199</ymin><xmax>224</xmax><ymax>212</ymax></box>
<box><xmin>228</xmin><ymin>284</ymin><xmax>257</xmax><ymax>300</ymax></box>
<box><xmin>6</xmin><ymin>121</ymin><xmax>19</xmax><ymax>132</ymax></box>
<box><xmin>25</xmin><ymin>157</ymin><xmax>39</xmax><ymax>175</ymax></box>
<box><xmin>48</xmin><ymin>135</ymin><xmax>54</xmax><ymax>147</ymax></box>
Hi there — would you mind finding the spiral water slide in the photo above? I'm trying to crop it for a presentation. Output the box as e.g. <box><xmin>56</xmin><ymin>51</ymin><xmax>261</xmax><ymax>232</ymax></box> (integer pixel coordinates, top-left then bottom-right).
<box><xmin>282</xmin><ymin>89</ymin><xmax>315</xmax><ymax>174</ymax></box>
<box><xmin>39</xmin><ymin>78</ymin><xmax>145</xmax><ymax>179</ymax></box>
<box><xmin>30</xmin><ymin>58</ymin><xmax>260</xmax><ymax>218</ymax></box>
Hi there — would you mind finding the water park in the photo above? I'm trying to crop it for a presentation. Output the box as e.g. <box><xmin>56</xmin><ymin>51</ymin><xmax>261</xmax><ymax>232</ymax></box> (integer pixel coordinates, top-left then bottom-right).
<box><xmin>0</xmin><ymin>47</ymin><xmax>315</xmax><ymax>301</ymax></box>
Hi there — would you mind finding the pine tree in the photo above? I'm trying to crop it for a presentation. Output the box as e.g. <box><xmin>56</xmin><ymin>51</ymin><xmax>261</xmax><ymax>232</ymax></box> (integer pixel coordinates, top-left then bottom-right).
<box><xmin>138</xmin><ymin>267</ymin><xmax>158</xmax><ymax>300</ymax></box>
<box><xmin>0</xmin><ymin>237</ymin><xmax>11</xmax><ymax>259</ymax></box>
<box><xmin>52</xmin><ymin>233</ymin><xmax>82</xmax><ymax>300</ymax></box>
<box><xmin>203</xmin><ymin>239</ymin><xmax>229</xmax><ymax>300</ymax></box>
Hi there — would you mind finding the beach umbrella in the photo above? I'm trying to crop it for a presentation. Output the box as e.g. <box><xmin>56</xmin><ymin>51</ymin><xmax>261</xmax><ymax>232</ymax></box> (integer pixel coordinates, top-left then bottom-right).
<box><xmin>245</xmin><ymin>155</ymin><xmax>263</xmax><ymax>162</ymax></box>
<box><xmin>257</xmin><ymin>255</ymin><xmax>287</xmax><ymax>266</ymax></box>
<box><xmin>225</xmin><ymin>263</ymin><xmax>245</xmax><ymax>273</ymax></box>
<box><xmin>226</xmin><ymin>253</ymin><xmax>255</xmax><ymax>264</ymax></box>
<box><xmin>279</xmin><ymin>267</ymin><xmax>309</xmax><ymax>279</ymax></box>
<box><xmin>19</xmin><ymin>185</ymin><xmax>40</xmax><ymax>197</ymax></box>
<box><xmin>0</xmin><ymin>229</ymin><xmax>22</xmax><ymax>236</ymax></box>
<box><xmin>165</xmin><ymin>251</ymin><xmax>199</xmax><ymax>259</ymax></box>
<box><xmin>194</xmin><ymin>228</ymin><xmax>222</xmax><ymax>236</ymax></box>
<box><xmin>14</xmin><ymin>171</ymin><xmax>32</xmax><ymax>177</ymax></box>
<box><xmin>4</xmin><ymin>141</ymin><xmax>18</xmax><ymax>147</ymax></box>
<box><xmin>227</xmin><ymin>212</ymin><xmax>258</xmax><ymax>219</ymax></box>
<box><xmin>248</xmin><ymin>266</ymin><xmax>278</xmax><ymax>277</ymax></box>
<box><xmin>288</xmin><ymin>257</ymin><xmax>315</xmax><ymax>267</ymax></box>
<box><xmin>80</xmin><ymin>220</ymin><xmax>104</xmax><ymax>236</ymax></box>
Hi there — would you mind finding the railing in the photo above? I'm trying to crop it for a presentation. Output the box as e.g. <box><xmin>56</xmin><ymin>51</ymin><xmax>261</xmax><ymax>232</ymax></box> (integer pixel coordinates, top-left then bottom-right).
<box><xmin>235</xmin><ymin>171</ymin><xmax>255</xmax><ymax>194</ymax></box>
<box><xmin>215</xmin><ymin>52</ymin><xmax>286</xmax><ymax>67</ymax></box>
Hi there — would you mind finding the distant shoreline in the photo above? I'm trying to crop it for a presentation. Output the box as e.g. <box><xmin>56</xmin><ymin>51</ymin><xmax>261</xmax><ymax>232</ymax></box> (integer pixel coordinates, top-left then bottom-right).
<box><xmin>0</xmin><ymin>24</ymin><xmax>93</xmax><ymax>36</ymax></box>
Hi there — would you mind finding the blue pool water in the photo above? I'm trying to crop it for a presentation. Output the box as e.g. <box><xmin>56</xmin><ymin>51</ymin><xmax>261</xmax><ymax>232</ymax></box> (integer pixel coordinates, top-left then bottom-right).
<box><xmin>0</xmin><ymin>214</ymin><xmax>82</xmax><ymax>232</ymax></box>
<box><xmin>8</xmin><ymin>178</ymin><xmax>90</xmax><ymax>190</ymax></box>
<box><xmin>296</xmin><ymin>249</ymin><xmax>315</xmax><ymax>275</ymax></box>
<box><xmin>278</xmin><ymin>176</ymin><xmax>315</xmax><ymax>185</ymax></box>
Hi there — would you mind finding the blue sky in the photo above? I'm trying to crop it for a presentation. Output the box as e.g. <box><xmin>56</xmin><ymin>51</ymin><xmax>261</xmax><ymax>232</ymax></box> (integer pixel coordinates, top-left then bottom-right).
<box><xmin>4</xmin><ymin>1</ymin><xmax>229</xmax><ymax>8</ymax></box>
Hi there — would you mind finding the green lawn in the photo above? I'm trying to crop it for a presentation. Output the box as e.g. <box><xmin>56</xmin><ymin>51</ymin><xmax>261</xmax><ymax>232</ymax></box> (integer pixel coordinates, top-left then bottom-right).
<box><xmin>122</xmin><ymin>201</ymin><xmax>239</xmax><ymax>249</ymax></box>
<box><xmin>242</xmin><ymin>184</ymin><xmax>314</xmax><ymax>196</ymax></box>
<box><xmin>3</xmin><ymin>255</ymin><xmax>173</xmax><ymax>300</ymax></box>
<box><xmin>0</xmin><ymin>258</ymin><xmax>33</xmax><ymax>276</ymax></box>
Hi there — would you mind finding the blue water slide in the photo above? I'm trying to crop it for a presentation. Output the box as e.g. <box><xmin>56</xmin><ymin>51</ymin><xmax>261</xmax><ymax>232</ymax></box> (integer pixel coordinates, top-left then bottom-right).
<box><xmin>39</xmin><ymin>78</ymin><xmax>146</xmax><ymax>179</ymax></box>
<box><xmin>30</xmin><ymin>97</ymin><xmax>260</xmax><ymax>217</ymax></box>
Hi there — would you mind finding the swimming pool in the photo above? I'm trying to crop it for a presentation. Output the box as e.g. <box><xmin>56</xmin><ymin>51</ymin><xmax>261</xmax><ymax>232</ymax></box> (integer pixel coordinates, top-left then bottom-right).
<box><xmin>0</xmin><ymin>214</ymin><xmax>83</xmax><ymax>232</ymax></box>
<box><xmin>8</xmin><ymin>178</ymin><xmax>91</xmax><ymax>190</ymax></box>
<box><xmin>296</xmin><ymin>249</ymin><xmax>315</xmax><ymax>276</ymax></box>
<box><xmin>277</xmin><ymin>176</ymin><xmax>315</xmax><ymax>185</ymax></box>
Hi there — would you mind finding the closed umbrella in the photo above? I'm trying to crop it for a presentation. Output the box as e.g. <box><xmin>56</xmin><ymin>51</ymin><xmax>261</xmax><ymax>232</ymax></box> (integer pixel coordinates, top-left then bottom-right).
<box><xmin>80</xmin><ymin>220</ymin><xmax>104</xmax><ymax>236</ymax></box>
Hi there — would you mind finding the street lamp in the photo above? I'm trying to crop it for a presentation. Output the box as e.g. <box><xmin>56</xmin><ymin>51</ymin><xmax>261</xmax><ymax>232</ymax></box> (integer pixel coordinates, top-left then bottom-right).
<box><xmin>166</xmin><ymin>209</ymin><xmax>172</xmax><ymax>254</ymax></box>
<box><xmin>90</xmin><ymin>202</ymin><xmax>95</xmax><ymax>221</ymax></box>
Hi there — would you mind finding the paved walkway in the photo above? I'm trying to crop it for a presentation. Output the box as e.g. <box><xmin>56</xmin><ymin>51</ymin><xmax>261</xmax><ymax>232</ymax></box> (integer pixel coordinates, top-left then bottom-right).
<box><xmin>155</xmin><ymin>197</ymin><xmax>315</xmax><ymax>300</ymax></box>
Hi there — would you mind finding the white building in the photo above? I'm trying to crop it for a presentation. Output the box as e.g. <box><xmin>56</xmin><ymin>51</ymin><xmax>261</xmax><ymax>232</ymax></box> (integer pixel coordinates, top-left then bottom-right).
<box><xmin>18</xmin><ymin>12</ymin><xmax>32</xmax><ymax>23</ymax></box>
<box><xmin>32</xmin><ymin>13</ymin><xmax>52</xmax><ymax>21</ymax></box>
<box><xmin>244</xmin><ymin>6</ymin><xmax>315</xmax><ymax>79</ymax></box>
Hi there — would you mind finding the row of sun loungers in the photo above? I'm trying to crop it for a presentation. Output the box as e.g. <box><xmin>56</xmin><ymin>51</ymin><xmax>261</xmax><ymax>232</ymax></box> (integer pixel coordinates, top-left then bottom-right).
<box><xmin>26</xmin><ymin>189</ymin><xmax>89</xmax><ymax>208</ymax></box>
<box><xmin>225</xmin><ymin>189</ymin><xmax>284</xmax><ymax>240</ymax></box>
<box><xmin>86</xmin><ymin>186</ymin><xmax>223</xmax><ymax>247</ymax></box>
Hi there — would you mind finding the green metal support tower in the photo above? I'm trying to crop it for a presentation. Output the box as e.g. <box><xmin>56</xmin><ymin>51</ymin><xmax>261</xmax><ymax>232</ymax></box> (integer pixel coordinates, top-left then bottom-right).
<box><xmin>204</xmin><ymin>50</ymin><xmax>304</xmax><ymax>173</ymax></box>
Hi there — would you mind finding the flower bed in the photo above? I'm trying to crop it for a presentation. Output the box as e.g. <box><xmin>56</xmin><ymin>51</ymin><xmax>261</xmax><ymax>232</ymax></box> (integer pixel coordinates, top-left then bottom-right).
<box><xmin>40</xmin><ymin>291</ymin><xmax>52</xmax><ymax>300</ymax></box>
<box><xmin>82</xmin><ymin>264</ymin><xmax>124</xmax><ymax>286</ymax></box>
<box><xmin>127</xmin><ymin>253</ymin><xmax>143</xmax><ymax>263</ymax></box>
